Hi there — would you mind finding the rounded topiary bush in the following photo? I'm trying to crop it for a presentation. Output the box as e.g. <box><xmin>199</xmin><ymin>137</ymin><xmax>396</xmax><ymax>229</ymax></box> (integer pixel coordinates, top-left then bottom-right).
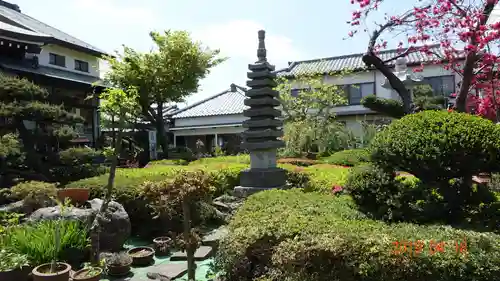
<box><xmin>370</xmin><ymin>110</ymin><xmax>500</xmax><ymax>181</ymax></box>
<box><xmin>321</xmin><ymin>148</ymin><xmax>370</xmax><ymax>166</ymax></box>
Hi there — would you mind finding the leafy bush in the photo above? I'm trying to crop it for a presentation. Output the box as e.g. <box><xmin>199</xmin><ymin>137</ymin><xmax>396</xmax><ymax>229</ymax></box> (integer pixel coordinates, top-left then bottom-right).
<box><xmin>66</xmin><ymin>163</ymin><xmax>248</xmax><ymax>237</ymax></box>
<box><xmin>0</xmin><ymin>220</ymin><xmax>89</xmax><ymax>266</ymax></box>
<box><xmin>370</xmin><ymin>110</ymin><xmax>500</xmax><ymax>181</ymax></box>
<box><xmin>0</xmin><ymin>249</ymin><xmax>29</xmax><ymax>271</ymax></box>
<box><xmin>301</xmin><ymin>164</ymin><xmax>349</xmax><ymax>192</ymax></box>
<box><xmin>277</xmin><ymin>158</ymin><xmax>318</xmax><ymax>166</ymax></box>
<box><xmin>147</xmin><ymin>159</ymin><xmax>189</xmax><ymax>166</ymax></box>
<box><xmin>58</xmin><ymin>147</ymin><xmax>103</xmax><ymax>165</ymax></box>
<box><xmin>216</xmin><ymin>189</ymin><xmax>500</xmax><ymax>281</ymax></box>
<box><xmin>188</xmin><ymin>154</ymin><xmax>250</xmax><ymax>165</ymax></box>
<box><xmin>11</xmin><ymin>181</ymin><xmax>57</xmax><ymax>213</ymax></box>
<box><xmin>321</xmin><ymin>148</ymin><xmax>370</xmax><ymax>166</ymax></box>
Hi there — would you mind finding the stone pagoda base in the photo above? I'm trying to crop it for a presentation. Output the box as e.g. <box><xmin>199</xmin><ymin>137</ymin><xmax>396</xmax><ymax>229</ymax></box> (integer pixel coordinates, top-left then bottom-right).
<box><xmin>234</xmin><ymin>167</ymin><xmax>286</xmax><ymax>198</ymax></box>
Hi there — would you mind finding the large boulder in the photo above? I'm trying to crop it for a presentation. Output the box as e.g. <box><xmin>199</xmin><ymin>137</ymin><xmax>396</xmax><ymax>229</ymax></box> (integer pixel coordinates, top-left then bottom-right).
<box><xmin>29</xmin><ymin>198</ymin><xmax>131</xmax><ymax>251</ymax></box>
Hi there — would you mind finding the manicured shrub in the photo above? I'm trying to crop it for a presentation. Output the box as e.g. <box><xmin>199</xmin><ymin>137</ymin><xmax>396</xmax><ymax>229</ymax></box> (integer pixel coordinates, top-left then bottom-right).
<box><xmin>321</xmin><ymin>148</ymin><xmax>370</xmax><ymax>166</ymax></box>
<box><xmin>370</xmin><ymin>110</ymin><xmax>500</xmax><ymax>181</ymax></box>
<box><xmin>58</xmin><ymin>147</ymin><xmax>103</xmax><ymax>165</ymax></box>
<box><xmin>277</xmin><ymin>158</ymin><xmax>318</xmax><ymax>166</ymax></box>
<box><xmin>188</xmin><ymin>154</ymin><xmax>250</xmax><ymax>165</ymax></box>
<box><xmin>216</xmin><ymin>189</ymin><xmax>500</xmax><ymax>281</ymax></box>
<box><xmin>51</xmin><ymin>147</ymin><xmax>108</xmax><ymax>184</ymax></box>
<box><xmin>146</xmin><ymin>159</ymin><xmax>189</xmax><ymax>166</ymax></box>
<box><xmin>66</xmin><ymin>163</ymin><xmax>248</xmax><ymax>237</ymax></box>
<box><xmin>11</xmin><ymin>181</ymin><xmax>57</xmax><ymax>214</ymax></box>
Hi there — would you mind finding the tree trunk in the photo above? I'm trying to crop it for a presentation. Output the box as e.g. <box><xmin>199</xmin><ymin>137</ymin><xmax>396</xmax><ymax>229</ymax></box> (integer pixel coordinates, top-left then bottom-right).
<box><xmin>90</xmin><ymin>111</ymin><xmax>125</xmax><ymax>264</ymax></box>
<box><xmin>362</xmin><ymin>53</ymin><xmax>414</xmax><ymax>114</ymax></box>
<box><xmin>182</xmin><ymin>199</ymin><xmax>196</xmax><ymax>281</ymax></box>
<box><xmin>156</xmin><ymin>103</ymin><xmax>169</xmax><ymax>158</ymax></box>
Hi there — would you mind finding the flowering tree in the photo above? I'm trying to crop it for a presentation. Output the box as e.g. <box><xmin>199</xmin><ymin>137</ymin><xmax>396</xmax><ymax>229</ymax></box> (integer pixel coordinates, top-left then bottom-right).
<box><xmin>348</xmin><ymin>0</ymin><xmax>500</xmax><ymax>120</ymax></box>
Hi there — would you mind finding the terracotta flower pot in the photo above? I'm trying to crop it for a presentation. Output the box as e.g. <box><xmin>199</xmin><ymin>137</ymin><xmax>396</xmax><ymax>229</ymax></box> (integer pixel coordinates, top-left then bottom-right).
<box><xmin>127</xmin><ymin>246</ymin><xmax>155</xmax><ymax>266</ymax></box>
<box><xmin>106</xmin><ymin>262</ymin><xmax>131</xmax><ymax>277</ymax></box>
<box><xmin>57</xmin><ymin>188</ymin><xmax>89</xmax><ymax>205</ymax></box>
<box><xmin>153</xmin><ymin>236</ymin><xmax>172</xmax><ymax>256</ymax></box>
<box><xmin>72</xmin><ymin>267</ymin><xmax>103</xmax><ymax>281</ymax></box>
<box><xmin>32</xmin><ymin>262</ymin><xmax>71</xmax><ymax>281</ymax></box>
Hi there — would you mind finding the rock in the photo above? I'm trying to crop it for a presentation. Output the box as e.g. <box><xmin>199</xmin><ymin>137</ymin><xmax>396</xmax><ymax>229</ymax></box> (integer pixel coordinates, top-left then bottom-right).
<box><xmin>212</xmin><ymin>195</ymin><xmax>244</xmax><ymax>219</ymax></box>
<box><xmin>147</xmin><ymin>263</ymin><xmax>189</xmax><ymax>280</ymax></box>
<box><xmin>29</xmin><ymin>198</ymin><xmax>131</xmax><ymax>251</ymax></box>
<box><xmin>0</xmin><ymin>200</ymin><xmax>24</xmax><ymax>213</ymax></box>
<box><xmin>202</xmin><ymin>226</ymin><xmax>228</xmax><ymax>248</ymax></box>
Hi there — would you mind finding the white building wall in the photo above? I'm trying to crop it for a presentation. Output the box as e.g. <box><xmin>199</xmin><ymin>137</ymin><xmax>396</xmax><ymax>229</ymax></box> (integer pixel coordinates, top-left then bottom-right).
<box><xmin>38</xmin><ymin>44</ymin><xmax>101</xmax><ymax>78</ymax></box>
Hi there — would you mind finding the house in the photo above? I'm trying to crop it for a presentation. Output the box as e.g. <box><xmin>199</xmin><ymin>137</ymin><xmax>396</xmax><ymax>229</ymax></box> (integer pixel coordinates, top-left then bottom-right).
<box><xmin>169</xmin><ymin>45</ymin><xmax>464</xmax><ymax>153</ymax></box>
<box><xmin>0</xmin><ymin>0</ymin><xmax>108</xmax><ymax>146</ymax></box>
<box><xmin>169</xmin><ymin>83</ymin><xmax>247</xmax><ymax>154</ymax></box>
<box><xmin>277</xmin><ymin>45</ymin><xmax>463</xmax><ymax>134</ymax></box>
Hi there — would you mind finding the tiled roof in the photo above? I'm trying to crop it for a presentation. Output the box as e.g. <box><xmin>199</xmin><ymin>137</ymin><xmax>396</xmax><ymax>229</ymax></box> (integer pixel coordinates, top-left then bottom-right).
<box><xmin>278</xmin><ymin>45</ymin><xmax>461</xmax><ymax>77</ymax></box>
<box><xmin>172</xmin><ymin>84</ymin><xmax>247</xmax><ymax>118</ymax></box>
<box><xmin>0</xmin><ymin>4</ymin><xmax>108</xmax><ymax>56</ymax></box>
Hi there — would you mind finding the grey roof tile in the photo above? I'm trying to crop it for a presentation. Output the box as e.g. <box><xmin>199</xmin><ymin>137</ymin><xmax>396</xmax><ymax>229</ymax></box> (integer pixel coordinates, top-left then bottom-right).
<box><xmin>172</xmin><ymin>84</ymin><xmax>247</xmax><ymax>118</ymax></box>
<box><xmin>278</xmin><ymin>45</ymin><xmax>462</xmax><ymax>77</ymax></box>
<box><xmin>0</xmin><ymin>5</ymin><xmax>107</xmax><ymax>56</ymax></box>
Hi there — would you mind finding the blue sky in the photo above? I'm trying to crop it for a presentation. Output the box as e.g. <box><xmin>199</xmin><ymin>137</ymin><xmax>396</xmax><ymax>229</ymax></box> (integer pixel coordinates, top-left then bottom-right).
<box><xmin>13</xmin><ymin>0</ymin><xmax>407</xmax><ymax>106</ymax></box>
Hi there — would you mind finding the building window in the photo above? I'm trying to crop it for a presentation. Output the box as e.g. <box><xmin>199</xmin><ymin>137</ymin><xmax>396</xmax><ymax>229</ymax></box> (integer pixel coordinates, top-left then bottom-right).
<box><xmin>422</xmin><ymin>75</ymin><xmax>455</xmax><ymax>96</ymax></box>
<box><xmin>75</xmin><ymin>59</ymin><xmax>89</xmax><ymax>72</ymax></box>
<box><xmin>49</xmin><ymin>53</ymin><xmax>65</xmax><ymax>67</ymax></box>
<box><xmin>346</xmin><ymin>83</ymin><xmax>375</xmax><ymax>105</ymax></box>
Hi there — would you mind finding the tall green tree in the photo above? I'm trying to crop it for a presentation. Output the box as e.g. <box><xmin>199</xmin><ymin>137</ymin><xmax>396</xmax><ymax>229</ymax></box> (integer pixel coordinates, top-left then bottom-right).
<box><xmin>275</xmin><ymin>74</ymin><xmax>348</xmax><ymax>156</ymax></box>
<box><xmin>105</xmin><ymin>30</ymin><xmax>226</xmax><ymax>157</ymax></box>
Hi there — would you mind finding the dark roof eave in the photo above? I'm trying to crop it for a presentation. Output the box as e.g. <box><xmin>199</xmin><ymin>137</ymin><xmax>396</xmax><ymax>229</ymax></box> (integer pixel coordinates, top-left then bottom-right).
<box><xmin>0</xmin><ymin>28</ymin><xmax>51</xmax><ymax>43</ymax></box>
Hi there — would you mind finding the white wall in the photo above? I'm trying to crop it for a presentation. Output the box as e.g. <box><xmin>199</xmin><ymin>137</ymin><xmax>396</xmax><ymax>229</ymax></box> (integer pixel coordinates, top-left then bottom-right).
<box><xmin>174</xmin><ymin>114</ymin><xmax>247</xmax><ymax>128</ymax></box>
<box><xmin>37</xmin><ymin>44</ymin><xmax>101</xmax><ymax>77</ymax></box>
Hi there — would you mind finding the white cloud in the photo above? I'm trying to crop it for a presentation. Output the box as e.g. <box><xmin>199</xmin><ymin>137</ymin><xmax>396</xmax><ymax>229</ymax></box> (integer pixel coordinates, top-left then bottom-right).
<box><xmin>192</xmin><ymin>20</ymin><xmax>304</xmax><ymax>68</ymax></box>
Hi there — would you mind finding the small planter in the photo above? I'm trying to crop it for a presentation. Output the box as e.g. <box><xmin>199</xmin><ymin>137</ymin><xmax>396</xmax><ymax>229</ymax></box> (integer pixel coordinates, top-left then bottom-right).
<box><xmin>0</xmin><ymin>266</ymin><xmax>31</xmax><ymax>281</ymax></box>
<box><xmin>32</xmin><ymin>262</ymin><xmax>71</xmax><ymax>281</ymax></box>
<box><xmin>72</xmin><ymin>267</ymin><xmax>103</xmax><ymax>281</ymax></box>
<box><xmin>107</xmin><ymin>263</ymin><xmax>131</xmax><ymax>277</ymax></box>
<box><xmin>153</xmin><ymin>236</ymin><xmax>172</xmax><ymax>256</ymax></box>
<box><xmin>127</xmin><ymin>246</ymin><xmax>155</xmax><ymax>266</ymax></box>
<box><xmin>57</xmin><ymin>188</ymin><xmax>89</xmax><ymax>205</ymax></box>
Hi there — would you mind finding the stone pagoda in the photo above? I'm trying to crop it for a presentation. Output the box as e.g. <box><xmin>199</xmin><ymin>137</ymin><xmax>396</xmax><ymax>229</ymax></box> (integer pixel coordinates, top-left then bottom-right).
<box><xmin>234</xmin><ymin>30</ymin><xmax>286</xmax><ymax>197</ymax></box>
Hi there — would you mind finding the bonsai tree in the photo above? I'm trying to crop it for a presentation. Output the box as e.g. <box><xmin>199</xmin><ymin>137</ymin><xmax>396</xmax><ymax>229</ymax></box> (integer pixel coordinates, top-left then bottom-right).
<box><xmin>0</xmin><ymin>75</ymin><xmax>84</xmax><ymax>182</ymax></box>
<box><xmin>141</xmin><ymin>170</ymin><xmax>213</xmax><ymax>280</ymax></box>
<box><xmin>90</xmin><ymin>87</ymin><xmax>139</xmax><ymax>263</ymax></box>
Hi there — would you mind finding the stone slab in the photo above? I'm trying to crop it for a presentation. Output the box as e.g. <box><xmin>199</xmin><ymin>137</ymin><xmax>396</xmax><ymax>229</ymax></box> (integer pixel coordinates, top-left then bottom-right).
<box><xmin>146</xmin><ymin>263</ymin><xmax>188</xmax><ymax>280</ymax></box>
<box><xmin>246</xmin><ymin>87</ymin><xmax>279</xmax><ymax>98</ymax></box>
<box><xmin>244</xmin><ymin>97</ymin><xmax>280</xmax><ymax>107</ymax></box>
<box><xmin>248</xmin><ymin>61</ymin><xmax>275</xmax><ymax>71</ymax></box>
<box><xmin>202</xmin><ymin>226</ymin><xmax>228</xmax><ymax>247</ymax></box>
<box><xmin>240</xmin><ymin>140</ymin><xmax>285</xmax><ymax>151</ymax></box>
<box><xmin>243</xmin><ymin>107</ymin><xmax>281</xmax><ymax>118</ymax></box>
<box><xmin>247</xmin><ymin>70</ymin><xmax>276</xmax><ymax>79</ymax></box>
<box><xmin>246</xmin><ymin>78</ymin><xmax>277</xmax><ymax>88</ymax></box>
<box><xmin>170</xmin><ymin>246</ymin><xmax>213</xmax><ymax>261</ymax></box>
<box><xmin>242</xmin><ymin>118</ymin><xmax>283</xmax><ymax>128</ymax></box>
<box><xmin>242</xmin><ymin>129</ymin><xmax>283</xmax><ymax>139</ymax></box>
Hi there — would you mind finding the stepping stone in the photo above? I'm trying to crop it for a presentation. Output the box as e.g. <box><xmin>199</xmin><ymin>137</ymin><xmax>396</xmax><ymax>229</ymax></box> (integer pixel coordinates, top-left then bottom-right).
<box><xmin>202</xmin><ymin>226</ymin><xmax>228</xmax><ymax>247</ymax></box>
<box><xmin>147</xmin><ymin>263</ymin><xmax>188</xmax><ymax>280</ymax></box>
<box><xmin>170</xmin><ymin>246</ymin><xmax>213</xmax><ymax>261</ymax></box>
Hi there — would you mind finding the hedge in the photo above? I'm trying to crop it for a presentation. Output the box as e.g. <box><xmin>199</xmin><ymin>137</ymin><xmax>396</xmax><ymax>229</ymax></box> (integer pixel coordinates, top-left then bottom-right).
<box><xmin>321</xmin><ymin>148</ymin><xmax>370</xmax><ymax>167</ymax></box>
<box><xmin>215</xmin><ymin>189</ymin><xmax>500</xmax><ymax>281</ymax></box>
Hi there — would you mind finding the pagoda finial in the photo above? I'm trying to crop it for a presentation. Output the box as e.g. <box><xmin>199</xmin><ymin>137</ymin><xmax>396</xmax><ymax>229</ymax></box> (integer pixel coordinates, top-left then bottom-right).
<box><xmin>256</xmin><ymin>30</ymin><xmax>267</xmax><ymax>63</ymax></box>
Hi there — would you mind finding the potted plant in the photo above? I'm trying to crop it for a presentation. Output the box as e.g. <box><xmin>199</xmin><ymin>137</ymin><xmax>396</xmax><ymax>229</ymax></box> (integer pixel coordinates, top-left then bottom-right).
<box><xmin>153</xmin><ymin>236</ymin><xmax>172</xmax><ymax>256</ymax></box>
<box><xmin>72</xmin><ymin>262</ymin><xmax>103</xmax><ymax>281</ymax></box>
<box><xmin>105</xmin><ymin>252</ymin><xmax>132</xmax><ymax>277</ymax></box>
<box><xmin>0</xmin><ymin>250</ymin><xmax>30</xmax><ymax>281</ymax></box>
<box><xmin>32</xmin><ymin>219</ymin><xmax>72</xmax><ymax>281</ymax></box>
<box><xmin>57</xmin><ymin>188</ymin><xmax>90</xmax><ymax>205</ymax></box>
<box><xmin>127</xmin><ymin>246</ymin><xmax>155</xmax><ymax>266</ymax></box>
